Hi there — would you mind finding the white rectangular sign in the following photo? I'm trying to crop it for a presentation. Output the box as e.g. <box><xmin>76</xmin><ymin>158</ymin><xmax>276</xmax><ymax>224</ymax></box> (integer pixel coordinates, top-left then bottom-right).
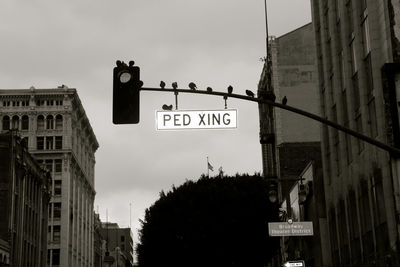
<box><xmin>156</xmin><ymin>109</ymin><xmax>237</xmax><ymax>130</ymax></box>
<box><xmin>284</xmin><ymin>261</ymin><xmax>305</xmax><ymax>267</ymax></box>
<box><xmin>268</xmin><ymin>221</ymin><xmax>313</xmax><ymax>236</ymax></box>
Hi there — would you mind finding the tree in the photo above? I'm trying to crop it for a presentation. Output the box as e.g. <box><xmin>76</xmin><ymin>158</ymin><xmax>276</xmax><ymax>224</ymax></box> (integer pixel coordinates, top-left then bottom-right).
<box><xmin>136</xmin><ymin>174</ymin><xmax>280</xmax><ymax>266</ymax></box>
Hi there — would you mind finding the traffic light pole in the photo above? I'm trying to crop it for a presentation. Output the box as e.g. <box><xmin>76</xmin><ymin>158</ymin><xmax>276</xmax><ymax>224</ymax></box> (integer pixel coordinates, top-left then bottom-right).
<box><xmin>140</xmin><ymin>86</ymin><xmax>400</xmax><ymax>157</ymax></box>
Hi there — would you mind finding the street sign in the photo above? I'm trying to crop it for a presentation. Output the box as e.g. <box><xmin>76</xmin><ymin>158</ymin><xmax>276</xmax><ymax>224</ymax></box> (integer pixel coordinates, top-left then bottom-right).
<box><xmin>284</xmin><ymin>260</ymin><xmax>305</xmax><ymax>267</ymax></box>
<box><xmin>156</xmin><ymin>109</ymin><xmax>237</xmax><ymax>130</ymax></box>
<box><xmin>268</xmin><ymin>221</ymin><xmax>313</xmax><ymax>237</ymax></box>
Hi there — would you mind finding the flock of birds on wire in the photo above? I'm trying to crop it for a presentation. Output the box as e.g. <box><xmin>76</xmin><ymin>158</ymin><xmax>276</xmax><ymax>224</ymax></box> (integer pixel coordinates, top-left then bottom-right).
<box><xmin>159</xmin><ymin>81</ymin><xmax>287</xmax><ymax>110</ymax></box>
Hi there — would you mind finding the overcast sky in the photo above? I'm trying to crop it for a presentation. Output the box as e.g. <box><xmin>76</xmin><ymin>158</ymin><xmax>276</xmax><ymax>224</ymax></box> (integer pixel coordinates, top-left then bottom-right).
<box><xmin>0</xmin><ymin>0</ymin><xmax>311</xmax><ymax>254</ymax></box>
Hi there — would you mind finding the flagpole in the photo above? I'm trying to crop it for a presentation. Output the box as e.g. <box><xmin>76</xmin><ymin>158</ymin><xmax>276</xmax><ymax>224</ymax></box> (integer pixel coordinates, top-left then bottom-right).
<box><xmin>207</xmin><ymin>156</ymin><xmax>209</xmax><ymax>177</ymax></box>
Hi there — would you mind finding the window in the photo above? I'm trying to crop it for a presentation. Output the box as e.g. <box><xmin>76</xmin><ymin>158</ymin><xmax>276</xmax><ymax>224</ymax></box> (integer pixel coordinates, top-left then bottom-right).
<box><xmin>355</xmin><ymin>115</ymin><xmax>364</xmax><ymax>152</ymax></box>
<box><xmin>2</xmin><ymin>116</ymin><xmax>10</xmax><ymax>130</ymax></box>
<box><xmin>36</xmin><ymin>100</ymin><xmax>45</xmax><ymax>106</ymax></box>
<box><xmin>53</xmin><ymin>203</ymin><xmax>61</xmax><ymax>219</ymax></box>
<box><xmin>368</xmin><ymin>98</ymin><xmax>378</xmax><ymax>137</ymax></box>
<box><xmin>359</xmin><ymin>180</ymin><xmax>373</xmax><ymax>259</ymax></box>
<box><xmin>362</xmin><ymin>16</ymin><xmax>370</xmax><ymax>56</ymax></box>
<box><xmin>352</xmin><ymin>73</ymin><xmax>360</xmax><ymax>113</ymax></box>
<box><xmin>348</xmin><ymin>189</ymin><xmax>361</xmax><ymax>264</ymax></box>
<box><xmin>329</xmin><ymin>207</ymin><xmax>340</xmax><ymax>266</ymax></box>
<box><xmin>54</xmin><ymin>180</ymin><xmax>62</xmax><ymax>196</ymax></box>
<box><xmin>121</xmin><ymin>235</ymin><xmax>125</xmax><ymax>242</ymax></box>
<box><xmin>55</xmin><ymin>159</ymin><xmax>62</xmax><ymax>173</ymax></box>
<box><xmin>338</xmin><ymin>200</ymin><xmax>350</xmax><ymax>264</ymax></box>
<box><xmin>11</xmin><ymin>115</ymin><xmax>19</xmax><ymax>130</ymax></box>
<box><xmin>45</xmin><ymin>159</ymin><xmax>53</xmax><ymax>172</ymax></box>
<box><xmin>345</xmin><ymin>0</ymin><xmax>354</xmax><ymax>36</ymax></box>
<box><xmin>55</xmin><ymin>136</ymin><xmax>62</xmax><ymax>149</ymax></box>
<box><xmin>37</xmin><ymin>137</ymin><xmax>44</xmax><ymax>150</ymax></box>
<box><xmin>350</xmin><ymin>40</ymin><xmax>357</xmax><ymax>74</ymax></box>
<box><xmin>52</xmin><ymin>249</ymin><xmax>60</xmax><ymax>265</ymax></box>
<box><xmin>21</xmin><ymin>137</ymin><xmax>28</xmax><ymax>148</ymax></box>
<box><xmin>46</xmin><ymin>115</ymin><xmax>54</xmax><ymax>130</ymax></box>
<box><xmin>55</xmin><ymin>114</ymin><xmax>63</xmax><ymax>130</ymax></box>
<box><xmin>364</xmin><ymin>53</ymin><xmax>373</xmax><ymax>98</ymax></box>
<box><xmin>53</xmin><ymin>226</ymin><xmax>60</xmax><ymax>243</ymax></box>
<box><xmin>37</xmin><ymin>115</ymin><xmax>45</xmax><ymax>130</ymax></box>
<box><xmin>332</xmin><ymin>105</ymin><xmax>340</xmax><ymax>175</ymax></box>
<box><xmin>21</xmin><ymin>115</ymin><xmax>29</xmax><ymax>130</ymax></box>
<box><xmin>46</xmin><ymin>136</ymin><xmax>54</xmax><ymax>150</ymax></box>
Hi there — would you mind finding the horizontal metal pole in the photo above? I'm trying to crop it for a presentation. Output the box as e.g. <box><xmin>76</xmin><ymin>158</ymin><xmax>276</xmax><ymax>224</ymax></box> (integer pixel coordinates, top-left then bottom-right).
<box><xmin>140</xmin><ymin>87</ymin><xmax>400</xmax><ymax>156</ymax></box>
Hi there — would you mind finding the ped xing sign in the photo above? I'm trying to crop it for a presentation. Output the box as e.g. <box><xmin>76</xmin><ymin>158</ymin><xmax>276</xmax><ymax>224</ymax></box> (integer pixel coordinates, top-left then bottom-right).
<box><xmin>156</xmin><ymin>109</ymin><xmax>237</xmax><ymax>130</ymax></box>
<box><xmin>268</xmin><ymin>221</ymin><xmax>313</xmax><ymax>237</ymax></box>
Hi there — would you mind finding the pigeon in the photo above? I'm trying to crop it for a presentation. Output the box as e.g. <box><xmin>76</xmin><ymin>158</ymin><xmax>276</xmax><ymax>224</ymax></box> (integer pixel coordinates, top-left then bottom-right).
<box><xmin>188</xmin><ymin>82</ymin><xmax>197</xmax><ymax>90</ymax></box>
<box><xmin>227</xmin><ymin>85</ymin><xmax>233</xmax><ymax>94</ymax></box>
<box><xmin>282</xmin><ymin>96</ymin><xmax>287</xmax><ymax>105</ymax></box>
<box><xmin>246</xmin><ymin>90</ymin><xmax>255</xmax><ymax>97</ymax></box>
<box><xmin>160</xmin><ymin>81</ymin><xmax>166</xmax><ymax>89</ymax></box>
<box><xmin>172</xmin><ymin>82</ymin><xmax>178</xmax><ymax>89</ymax></box>
<box><xmin>206</xmin><ymin>87</ymin><xmax>213</xmax><ymax>93</ymax></box>
<box><xmin>162</xmin><ymin>104</ymin><xmax>173</xmax><ymax>110</ymax></box>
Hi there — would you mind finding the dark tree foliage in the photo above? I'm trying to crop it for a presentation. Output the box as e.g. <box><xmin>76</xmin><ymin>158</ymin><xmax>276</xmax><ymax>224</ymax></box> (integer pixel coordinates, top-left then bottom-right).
<box><xmin>136</xmin><ymin>174</ymin><xmax>280</xmax><ymax>267</ymax></box>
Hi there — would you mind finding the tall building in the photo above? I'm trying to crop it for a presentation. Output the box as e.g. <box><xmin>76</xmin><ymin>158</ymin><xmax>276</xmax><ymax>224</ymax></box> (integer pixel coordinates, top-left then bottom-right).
<box><xmin>100</xmin><ymin>222</ymin><xmax>134</xmax><ymax>267</ymax></box>
<box><xmin>0</xmin><ymin>131</ymin><xmax>51</xmax><ymax>266</ymax></box>
<box><xmin>258</xmin><ymin>24</ymin><xmax>329</xmax><ymax>265</ymax></box>
<box><xmin>0</xmin><ymin>87</ymin><xmax>99</xmax><ymax>267</ymax></box>
<box><xmin>311</xmin><ymin>0</ymin><xmax>400</xmax><ymax>265</ymax></box>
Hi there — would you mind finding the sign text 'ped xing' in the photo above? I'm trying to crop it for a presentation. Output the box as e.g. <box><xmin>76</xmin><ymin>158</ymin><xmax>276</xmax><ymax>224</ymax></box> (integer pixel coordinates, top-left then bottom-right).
<box><xmin>156</xmin><ymin>109</ymin><xmax>237</xmax><ymax>130</ymax></box>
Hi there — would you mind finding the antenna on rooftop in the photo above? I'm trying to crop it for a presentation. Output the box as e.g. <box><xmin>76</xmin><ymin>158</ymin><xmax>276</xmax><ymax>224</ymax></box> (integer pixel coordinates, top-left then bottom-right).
<box><xmin>264</xmin><ymin>0</ymin><xmax>269</xmax><ymax>56</ymax></box>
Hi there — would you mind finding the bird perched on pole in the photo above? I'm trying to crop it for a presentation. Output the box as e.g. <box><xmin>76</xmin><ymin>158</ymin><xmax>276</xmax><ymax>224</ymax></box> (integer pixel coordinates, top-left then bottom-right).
<box><xmin>162</xmin><ymin>104</ymin><xmax>173</xmax><ymax>110</ymax></box>
<box><xmin>282</xmin><ymin>96</ymin><xmax>287</xmax><ymax>105</ymax></box>
<box><xmin>206</xmin><ymin>87</ymin><xmax>213</xmax><ymax>93</ymax></box>
<box><xmin>172</xmin><ymin>82</ymin><xmax>178</xmax><ymax>90</ymax></box>
<box><xmin>245</xmin><ymin>90</ymin><xmax>255</xmax><ymax>97</ymax></box>
<box><xmin>188</xmin><ymin>82</ymin><xmax>197</xmax><ymax>90</ymax></box>
<box><xmin>160</xmin><ymin>81</ymin><xmax>166</xmax><ymax>89</ymax></box>
<box><xmin>227</xmin><ymin>85</ymin><xmax>233</xmax><ymax>94</ymax></box>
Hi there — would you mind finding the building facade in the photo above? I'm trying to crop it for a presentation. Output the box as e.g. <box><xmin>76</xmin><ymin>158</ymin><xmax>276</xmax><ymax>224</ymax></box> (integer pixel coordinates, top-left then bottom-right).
<box><xmin>0</xmin><ymin>131</ymin><xmax>51</xmax><ymax>266</ymax></box>
<box><xmin>258</xmin><ymin>23</ymin><xmax>330</xmax><ymax>266</ymax></box>
<box><xmin>100</xmin><ymin>223</ymin><xmax>133</xmax><ymax>267</ymax></box>
<box><xmin>311</xmin><ymin>0</ymin><xmax>400</xmax><ymax>265</ymax></box>
<box><xmin>0</xmin><ymin>87</ymin><xmax>99</xmax><ymax>267</ymax></box>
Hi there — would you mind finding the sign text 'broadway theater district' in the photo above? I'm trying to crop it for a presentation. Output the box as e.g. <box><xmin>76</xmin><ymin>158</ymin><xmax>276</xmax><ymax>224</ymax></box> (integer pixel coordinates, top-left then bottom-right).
<box><xmin>156</xmin><ymin>109</ymin><xmax>237</xmax><ymax>130</ymax></box>
<box><xmin>268</xmin><ymin>221</ymin><xmax>313</xmax><ymax>237</ymax></box>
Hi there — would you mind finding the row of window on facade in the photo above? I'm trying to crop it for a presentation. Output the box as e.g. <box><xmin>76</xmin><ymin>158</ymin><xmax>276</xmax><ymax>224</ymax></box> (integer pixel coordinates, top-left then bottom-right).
<box><xmin>36</xmin><ymin>136</ymin><xmax>63</xmax><ymax>150</ymax></box>
<box><xmin>1</xmin><ymin>114</ymin><xmax>63</xmax><ymax>131</ymax></box>
<box><xmin>37</xmin><ymin>159</ymin><xmax>63</xmax><ymax>173</ymax></box>
<box><xmin>2</xmin><ymin>99</ymin><xmax>63</xmax><ymax>107</ymax></box>
<box><xmin>329</xmin><ymin>172</ymin><xmax>389</xmax><ymax>265</ymax></box>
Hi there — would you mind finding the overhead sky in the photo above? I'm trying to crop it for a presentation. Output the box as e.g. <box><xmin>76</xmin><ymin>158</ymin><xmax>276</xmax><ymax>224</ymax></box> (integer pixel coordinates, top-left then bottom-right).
<box><xmin>1</xmin><ymin>0</ymin><xmax>311</xmax><ymax>256</ymax></box>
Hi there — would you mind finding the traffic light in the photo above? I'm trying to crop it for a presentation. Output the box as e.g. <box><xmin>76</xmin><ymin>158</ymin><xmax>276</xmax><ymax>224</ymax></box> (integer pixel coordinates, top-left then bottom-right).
<box><xmin>113</xmin><ymin>60</ymin><xmax>143</xmax><ymax>124</ymax></box>
<box><xmin>268</xmin><ymin>180</ymin><xmax>278</xmax><ymax>203</ymax></box>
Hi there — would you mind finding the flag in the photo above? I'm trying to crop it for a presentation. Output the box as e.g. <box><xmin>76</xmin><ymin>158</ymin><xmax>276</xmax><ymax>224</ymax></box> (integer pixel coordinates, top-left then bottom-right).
<box><xmin>208</xmin><ymin>162</ymin><xmax>214</xmax><ymax>171</ymax></box>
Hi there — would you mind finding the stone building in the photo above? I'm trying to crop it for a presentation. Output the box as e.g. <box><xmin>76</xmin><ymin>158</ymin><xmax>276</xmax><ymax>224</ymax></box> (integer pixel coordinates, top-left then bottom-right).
<box><xmin>311</xmin><ymin>0</ymin><xmax>400</xmax><ymax>265</ymax></box>
<box><xmin>258</xmin><ymin>24</ymin><xmax>330</xmax><ymax>266</ymax></box>
<box><xmin>0</xmin><ymin>87</ymin><xmax>99</xmax><ymax>267</ymax></box>
<box><xmin>100</xmin><ymin>222</ymin><xmax>134</xmax><ymax>267</ymax></box>
<box><xmin>0</xmin><ymin>131</ymin><xmax>51</xmax><ymax>266</ymax></box>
